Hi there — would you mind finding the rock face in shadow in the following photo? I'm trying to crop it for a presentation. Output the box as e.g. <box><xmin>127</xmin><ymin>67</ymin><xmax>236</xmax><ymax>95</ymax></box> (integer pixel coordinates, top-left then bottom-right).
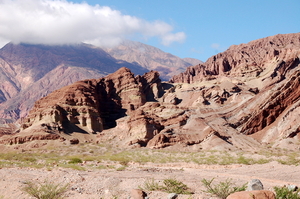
<box><xmin>1</xmin><ymin>33</ymin><xmax>299</xmax><ymax>151</ymax></box>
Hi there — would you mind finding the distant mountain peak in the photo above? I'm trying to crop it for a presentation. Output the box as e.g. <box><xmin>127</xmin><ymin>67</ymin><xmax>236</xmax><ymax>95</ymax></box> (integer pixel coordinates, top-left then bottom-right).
<box><xmin>102</xmin><ymin>40</ymin><xmax>202</xmax><ymax>80</ymax></box>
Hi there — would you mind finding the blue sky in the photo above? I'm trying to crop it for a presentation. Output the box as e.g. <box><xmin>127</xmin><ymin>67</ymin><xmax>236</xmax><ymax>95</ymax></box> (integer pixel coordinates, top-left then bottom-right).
<box><xmin>0</xmin><ymin>0</ymin><xmax>299</xmax><ymax>62</ymax></box>
<box><xmin>81</xmin><ymin>0</ymin><xmax>299</xmax><ymax>61</ymax></box>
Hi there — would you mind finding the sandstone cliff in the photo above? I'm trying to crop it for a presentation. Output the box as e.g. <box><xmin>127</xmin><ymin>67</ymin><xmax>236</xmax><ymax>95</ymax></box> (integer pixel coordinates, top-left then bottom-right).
<box><xmin>0</xmin><ymin>68</ymin><xmax>163</xmax><ymax>145</ymax></box>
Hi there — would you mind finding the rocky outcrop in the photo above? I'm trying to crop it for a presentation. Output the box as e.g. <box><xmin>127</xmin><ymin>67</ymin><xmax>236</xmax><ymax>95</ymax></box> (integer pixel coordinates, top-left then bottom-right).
<box><xmin>240</xmin><ymin>69</ymin><xmax>300</xmax><ymax>135</ymax></box>
<box><xmin>19</xmin><ymin>68</ymin><xmax>163</xmax><ymax>140</ymax></box>
<box><xmin>0</xmin><ymin>133</ymin><xmax>61</xmax><ymax>145</ymax></box>
<box><xmin>171</xmin><ymin>33</ymin><xmax>300</xmax><ymax>84</ymax></box>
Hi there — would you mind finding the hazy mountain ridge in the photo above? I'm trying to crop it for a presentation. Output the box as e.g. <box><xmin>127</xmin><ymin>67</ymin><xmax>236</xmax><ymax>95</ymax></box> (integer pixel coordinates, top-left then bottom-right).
<box><xmin>103</xmin><ymin>40</ymin><xmax>202</xmax><ymax>80</ymax></box>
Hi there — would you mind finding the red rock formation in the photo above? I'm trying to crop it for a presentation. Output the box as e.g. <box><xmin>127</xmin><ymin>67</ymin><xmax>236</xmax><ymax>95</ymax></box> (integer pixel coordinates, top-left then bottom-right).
<box><xmin>171</xmin><ymin>33</ymin><xmax>300</xmax><ymax>83</ymax></box>
<box><xmin>241</xmin><ymin>69</ymin><xmax>300</xmax><ymax>135</ymax></box>
<box><xmin>19</xmin><ymin>68</ymin><xmax>163</xmax><ymax>137</ymax></box>
<box><xmin>0</xmin><ymin>133</ymin><xmax>61</xmax><ymax>145</ymax></box>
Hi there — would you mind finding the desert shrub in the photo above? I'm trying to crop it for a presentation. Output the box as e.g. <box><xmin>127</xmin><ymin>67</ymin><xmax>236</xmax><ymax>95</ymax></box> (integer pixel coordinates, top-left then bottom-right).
<box><xmin>201</xmin><ymin>178</ymin><xmax>246</xmax><ymax>199</ymax></box>
<box><xmin>161</xmin><ymin>178</ymin><xmax>193</xmax><ymax>194</ymax></box>
<box><xmin>274</xmin><ymin>186</ymin><xmax>300</xmax><ymax>199</ymax></box>
<box><xmin>68</xmin><ymin>157</ymin><xmax>83</xmax><ymax>164</ymax></box>
<box><xmin>140</xmin><ymin>178</ymin><xmax>192</xmax><ymax>194</ymax></box>
<box><xmin>22</xmin><ymin>180</ymin><xmax>69</xmax><ymax>199</ymax></box>
<box><xmin>139</xmin><ymin>178</ymin><xmax>161</xmax><ymax>191</ymax></box>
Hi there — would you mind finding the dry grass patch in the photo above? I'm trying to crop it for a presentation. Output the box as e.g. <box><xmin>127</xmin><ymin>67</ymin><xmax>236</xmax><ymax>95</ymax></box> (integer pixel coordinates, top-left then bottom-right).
<box><xmin>139</xmin><ymin>178</ymin><xmax>193</xmax><ymax>195</ymax></box>
<box><xmin>22</xmin><ymin>180</ymin><xmax>69</xmax><ymax>199</ymax></box>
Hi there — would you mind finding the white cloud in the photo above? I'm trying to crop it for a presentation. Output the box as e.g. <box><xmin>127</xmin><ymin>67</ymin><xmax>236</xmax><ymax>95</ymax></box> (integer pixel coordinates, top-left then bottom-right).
<box><xmin>161</xmin><ymin>32</ymin><xmax>186</xmax><ymax>46</ymax></box>
<box><xmin>0</xmin><ymin>0</ymin><xmax>186</xmax><ymax>47</ymax></box>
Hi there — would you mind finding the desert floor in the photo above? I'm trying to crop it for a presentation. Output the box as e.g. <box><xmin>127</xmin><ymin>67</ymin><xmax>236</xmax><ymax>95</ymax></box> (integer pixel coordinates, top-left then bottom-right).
<box><xmin>0</xmin><ymin>161</ymin><xmax>299</xmax><ymax>199</ymax></box>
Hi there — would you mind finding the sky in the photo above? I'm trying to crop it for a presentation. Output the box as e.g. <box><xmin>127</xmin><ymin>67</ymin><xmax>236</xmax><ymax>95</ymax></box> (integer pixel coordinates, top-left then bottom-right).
<box><xmin>0</xmin><ymin>0</ymin><xmax>299</xmax><ymax>62</ymax></box>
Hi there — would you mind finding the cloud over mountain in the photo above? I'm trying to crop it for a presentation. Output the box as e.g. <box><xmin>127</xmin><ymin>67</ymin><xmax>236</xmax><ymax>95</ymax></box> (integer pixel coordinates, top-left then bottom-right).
<box><xmin>0</xmin><ymin>0</ymin><xmax>186</xmax><ymax>47</ymax></box>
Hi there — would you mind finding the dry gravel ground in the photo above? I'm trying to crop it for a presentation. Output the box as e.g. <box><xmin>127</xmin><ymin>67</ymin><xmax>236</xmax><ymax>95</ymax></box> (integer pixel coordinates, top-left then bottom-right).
<box><xmin>0</xmin><ymin>161</ymin><xmax>299</xmax><ymax>199</ymax></box>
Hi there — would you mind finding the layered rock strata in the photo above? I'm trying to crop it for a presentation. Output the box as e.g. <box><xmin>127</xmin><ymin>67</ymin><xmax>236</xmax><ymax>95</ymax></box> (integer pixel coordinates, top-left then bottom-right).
<box><xmin>3</xmin><ymin>68</ymin><xmax>162</xmax><ymax>144</ymax></box>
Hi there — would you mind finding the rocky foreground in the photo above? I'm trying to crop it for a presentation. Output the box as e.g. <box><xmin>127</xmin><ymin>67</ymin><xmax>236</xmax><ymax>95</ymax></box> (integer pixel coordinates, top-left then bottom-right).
<box><xmin>0</xmin><ymin>33</ymin><xmax>299</xmax><ymax>152</ymax></box>
<box><xmin>0</xmin><ymin>161</ymin><xmax>299</xmax><ymax>199</ymax></box>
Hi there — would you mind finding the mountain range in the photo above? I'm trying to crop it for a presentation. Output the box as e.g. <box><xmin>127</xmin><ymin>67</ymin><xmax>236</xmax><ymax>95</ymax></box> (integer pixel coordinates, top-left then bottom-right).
<box><xmin>0</xmin><ymin>33</ymin><xmax>299</xmax><ymax>152</ymax></box>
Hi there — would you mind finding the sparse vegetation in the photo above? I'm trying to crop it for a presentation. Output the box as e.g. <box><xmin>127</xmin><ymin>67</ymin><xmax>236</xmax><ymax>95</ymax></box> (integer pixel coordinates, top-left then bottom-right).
<box><xmin>161</xmin><ymin>178</ymin><xmax>193</xmax><ymax>194</ymax></box>
<box><xmin>68</xmin><ymin>157</ymin><xmax>83</xmax><ymax>164</ymax></box>
<box><xmin>22</xmin><ymin>180</ymin><xmax>69</xmax><ymax>199</ymax></box>
<box><xmin>274</xmin><ymin>186</ymin><xmax>300</xmax><ymax>199</ymax></box>
<box><xmin>0</xmin><ymin>143</ymin><xmax>299</xmax><ymax>171</ymax></box>
<box><xmin>278</xmin><ymin>153</ymin><xmax>300</xmax><ymax>165</ymax></box>
<box><xmin>139</xmin><ymin>178</ymin><xmax>161</xmax><ymax>191</ymax></box>
<box><xmin>201</xmin><ymin>178</ymin><xmax>247</xmax><ymax>199</ymax></box>
<box><xmin>140</xmin><ymin>178</ymin><xmax>192</xmax><ymax>194</ymax></box>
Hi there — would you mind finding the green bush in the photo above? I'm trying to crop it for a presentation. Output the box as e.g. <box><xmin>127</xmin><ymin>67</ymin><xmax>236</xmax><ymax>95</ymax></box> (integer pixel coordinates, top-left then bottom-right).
<box><xmin>201</xmin><ymin>178</ymin><xmax>246</xmax><ymax>199</ymax></box>
<box><xmin>140</xmin><ymin>178</ymin><xmax>192</xmax><ymax>194</ymax></box>
<box><xmin>68</xmin><ymin>157</ymin><xmax>83</xmax><ymax>164</ymax></box>
<box><xmin>161</xmin><ymin>178</ymin><xmax>193</xmax><ymax>194</ymax></box>
<box><xmin>139</xmin><ymin>178</ymin><xmax>161</xmax><ymax>191</ymax></box>
<box><xmin>22</xmin><ymin>180</ymin><xmax>69</xmax><ymax>199</ymax></box>
<box><xmin>274</xmin><ymin>186</ymin><xmax>300</xmax><ymax>199</ymax></box>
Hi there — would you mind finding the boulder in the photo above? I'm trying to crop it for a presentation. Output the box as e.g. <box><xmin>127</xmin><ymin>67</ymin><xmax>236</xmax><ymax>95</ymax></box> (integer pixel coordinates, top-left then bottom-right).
<box><xmin>247</xmin><ymin>179</ymin><xmax>264</xmax><ymax>191</ymax></box>
<box><xmin>70</xmin><ymin>138</ymin><xmax>79</xmax><ymax>145</ymax></box>
<box><xmin>168</xmin><ymin>193</ymin><xmax>178</xmax><ymax>199</ymax></box>
<box><xmin>227</xmin><ymin>190</ymin><xmax>275</xmax><ymax>199</ymax></box>
<box><xmin>130</xmin><ymin>189</ymin><xmax>147</xmax><ymax>199</ymax></box>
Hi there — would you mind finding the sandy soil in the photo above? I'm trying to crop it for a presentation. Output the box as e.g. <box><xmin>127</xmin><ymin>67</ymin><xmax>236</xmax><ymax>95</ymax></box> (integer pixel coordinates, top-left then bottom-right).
<box><xmin>0</xmin><ymin>161</ymin><xmax>299</xmax><ymax>199</ymax></box>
